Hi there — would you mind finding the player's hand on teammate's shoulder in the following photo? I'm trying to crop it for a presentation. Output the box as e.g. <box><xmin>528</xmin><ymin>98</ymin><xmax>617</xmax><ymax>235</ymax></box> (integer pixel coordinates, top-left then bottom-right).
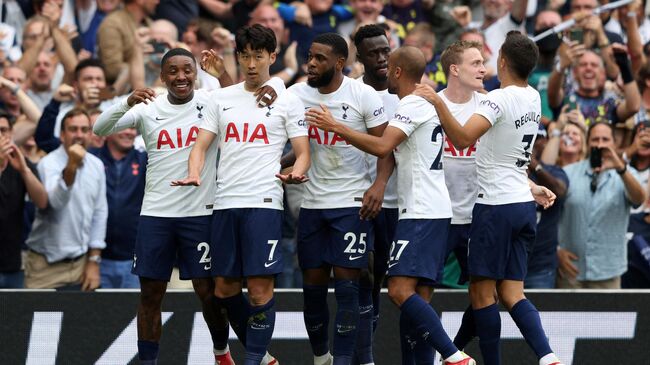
<box><xmin>254</xmin><ymin>85</ymin><xmax>278</xmax><ymax>107</ymax></box>
<box><xmin>305</xmin><ymin>104</ymin><xmax>340</xmax><ymax>133</ymax></box>
<box><xmin>530</xmin><ymin>182</ymin><xmax>556</xmax><ymax>209</ymax></box>
<box><xmin>413</xmin><ymin>83</ymin><xmax>440</xmax><ymax>105</ymax></box>
<box><xmin>127</xmin><ymin>88</ymin><xmax>156</xmax><ymax>107</ymax></box>
<box><xmin>360</xmin><ymin>183</ymin><xmax>384</xmax><ymax>220</ymax></box>
<box><xmin>171</xmin><ymin>175</ymin><xmax>201</xmax><ymax>187</ymax></box>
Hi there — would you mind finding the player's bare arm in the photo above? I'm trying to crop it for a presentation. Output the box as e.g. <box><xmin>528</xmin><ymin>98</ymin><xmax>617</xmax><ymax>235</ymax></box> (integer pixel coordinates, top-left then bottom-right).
<box><xmin>361</xmin><ymin>123</ymin><xmax>396</xmax><ymax>220</ymax></box>
<box><xmin>414</xmin><ymin>84</ymin><xmax>490</xmax><ymax>149</ymax></box>
<box><xmin>276</xmin><ymin>136</ymin><xmax>311</xmax><ymax>184</ymax></box>
<box><xmin>171</xmin><ymin>129</ymin><xmax>216</xmax><ymax>186</ymax></box>
<box><xmin>306</xmin><ymin>104</ymin><xmax>407</xmax><ymax>158</ymax></box>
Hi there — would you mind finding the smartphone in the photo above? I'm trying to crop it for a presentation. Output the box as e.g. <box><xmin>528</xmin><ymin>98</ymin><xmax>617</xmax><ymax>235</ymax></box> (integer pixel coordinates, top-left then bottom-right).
<box><xmin>568</xmin><ymin>95</ymin><xmax>578</xmax><ymax>111</ymax></box>
<box><xmin>98</xmin><ymin>87</ymin><xmax>115</xmax><ymax>101</ymax></box>
<box><xmin>569</xmin><ymin>28</ymin><xmax>584</xmax><ymax>44</ymax></box>
<box><xmin>149</xmin><ymin>40</ymin><xmax>167</xmax><ymax>54</ymax></box>
<box><xmin>590</xmin><ymin>146</ymin><xmax>602</xmax><ymax>168</ymax></box>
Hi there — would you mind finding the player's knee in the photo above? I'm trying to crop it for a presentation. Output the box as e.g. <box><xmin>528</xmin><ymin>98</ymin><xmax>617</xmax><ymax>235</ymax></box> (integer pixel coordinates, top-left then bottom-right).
<box><xmin>140</xmin><ymin>285</ymin><xmax>165</xmax><ymax>309</ymax></box>
<box><xmin>191</xmin><ymin>278</ymin><xmax>215</xmax><ymax>300</ymax></box>
<box><xmin>359</xmin><ymin>268</ymin><xmax>374</xmax><ymax>289</ymax></box>
<box><xmin>248</xmin><ymin>286</ymin><xmax>273</xmax><ymax>307</ymax></box>
<box><xmin>214</xmin><ymin>284</ymin><xmax>241</xmax><ymax>299</ymax></box>
<box><xmin>497</xmin><ymin>289</ymin><xmax>525</xmax><ymax>310</ymax></box>
<box><xmin>387</xmin><ymin>283</ymin><xmax>411</xmax><ymax>307</ymax></box>
<box><xmin>469</xmin><ymin>284</ymin><xmax>496</xmax><ymax>309</ymax></box>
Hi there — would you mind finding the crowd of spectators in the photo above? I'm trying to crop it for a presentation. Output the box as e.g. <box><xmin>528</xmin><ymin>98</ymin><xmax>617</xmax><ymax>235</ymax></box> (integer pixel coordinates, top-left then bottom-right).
<box><xmin>1</xmin><ymin>0</ymin><xmax>650</xmax><ymax>290</ymax></box>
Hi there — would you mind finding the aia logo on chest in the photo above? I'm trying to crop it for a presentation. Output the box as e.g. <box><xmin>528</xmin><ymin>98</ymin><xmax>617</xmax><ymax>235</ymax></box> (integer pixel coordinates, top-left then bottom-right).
<box><xmin>196</xmin><ymin>105</ymin><xmax>204</xmax><ymax>119</ymax></box>
<box><xmin>342</xmin><ymin>104</ymin><xmax>349</xmax><ymax>119</ymax></box>
<box><xmin>157</xmin><ymin>126</ymin><xmax>199</xmax><ymax>149</ymax></box>
<box><xmin>224</xmin><ymin>122</ymin><xmax>269</xmax><ymax>144</ymax></box>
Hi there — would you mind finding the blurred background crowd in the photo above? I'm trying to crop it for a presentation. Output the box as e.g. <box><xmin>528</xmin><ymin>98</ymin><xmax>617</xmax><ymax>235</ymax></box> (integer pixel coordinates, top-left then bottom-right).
<box><xmin>1</xmin><ymin>0</ymin><xmax>650</xmax><ymax>291</ymax></box>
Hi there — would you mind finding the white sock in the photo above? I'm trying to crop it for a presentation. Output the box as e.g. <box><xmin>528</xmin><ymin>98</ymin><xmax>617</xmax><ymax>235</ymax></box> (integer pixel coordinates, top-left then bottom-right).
<box><xmin>539</xmin><ymin>353</ymin><xmax>560</xmax><ymax>365</ymax></box>
<box><xmin>360</xmin><ymin>363</ymin><xmax>375</xmax><ymax>365</ymax></box>
<box><xmin>314</xmin><ymin>352</ymin><xmax>332</xmax><ymax>365</ymax></box>
<box><xmin>213</xmin><ymin>344</ymin><xmax>229</xmax><ymax>356</ymax></box>
<box><xmin>444</xmin><ymin>351</ymin><xmax>465</xmax><ymax>363</ymax></box>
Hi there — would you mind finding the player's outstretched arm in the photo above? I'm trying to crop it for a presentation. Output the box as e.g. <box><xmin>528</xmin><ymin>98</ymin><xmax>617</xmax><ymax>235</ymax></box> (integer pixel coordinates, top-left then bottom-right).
<box><xmin>529</xmin><ymin>179</ymin><xmax>557</xmax><ymax>209</ymax></box>
<box><xmin>93</xmin><ymin>88</ymin><xmax>155</xmax><ymax>136</ymax></box>
<box><xmin>414</xmin><ymin>84</ymin><xmax>490</xmax><ymax>149</ymax></box>
<box><xmin>171</xmin><ymin>129</ymin><xmax>216</xmax><ymax>186</ymax></box>
<box><xmin>306</xmin><ymin>104</ymin><xmax>406</xmax><ymax>158</ymax></box>
<box><xmin>276</xmin><ymin>136</ymin><xmax>311</xmax><ymax>184</ymax></box>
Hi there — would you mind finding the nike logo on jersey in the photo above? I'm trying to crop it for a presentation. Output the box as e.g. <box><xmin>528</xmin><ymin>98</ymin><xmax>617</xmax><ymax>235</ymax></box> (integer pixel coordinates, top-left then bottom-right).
<box><xmin>264</xmin><ymin>260</ymin><xmax>278</xmax><ymax>268</ymax></box>
<box><xmin>223</xmin><ymin>106</ymin><xmax>234</xmax><ymax>111</ymax></box>
<box><xmin>204</xmin><ymin>264</ymin><xmax>211</xmax><ymax>270</ymax></box>
<box><xmin>388</xmin><ymin>262</ymin><xmax>399</xmax><ymax>268</ymax></box>
<box><xmin>337</xmin><ymin>325</ymin><xmax>355</xmax><ymax>334</ymax></box>
<box><xmin>349</xmin><ymin>255</ymin><xmax>363</xmax><ymax>261</ymax></box>
<box><xmin>155</xmin><ymin>116</ymin><xmax>167</xmax><ymax>121</ymax></box>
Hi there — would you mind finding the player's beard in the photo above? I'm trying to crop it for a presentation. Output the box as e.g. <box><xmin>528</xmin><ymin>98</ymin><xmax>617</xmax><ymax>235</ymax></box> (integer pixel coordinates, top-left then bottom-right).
<box><xmin>307</xmin><ymin>66</ymin><xmax>335</xmax><ymax>88</ymax></box>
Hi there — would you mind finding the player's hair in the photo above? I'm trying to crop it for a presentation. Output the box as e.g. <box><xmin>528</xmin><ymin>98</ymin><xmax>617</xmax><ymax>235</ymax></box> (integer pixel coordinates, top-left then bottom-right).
<box><xmin>61</xmin><ymin>108</ymin><xmax>90</xmax><ymax>131</ymax></box>
<box><xmin>636</xmin><ymin>60</ymin><xmax>650</xmax><ymax>93</ymax></box>
<box><xmin>74</xmin><ymin>59</ymin><xmax>106</xmax><ymax>81</ymax></box>
<box><xmin>500</xmin><ymin>31</ymin><xmax>539</xmax><ymax>80</ymax></box>
<box><xmin>160</xmin><ymin>48</ymin><xmax>196</xmax><ymax>69</ymax></box>
<box><xmin>440</xmin><ymin>40</ymin><xmax>483</xmax><ymax>77</ymax></box>
<box><xmin>392</xmin><ymin>46</ymin><xmax>426</xmax><ymax>81</ymax></box>
<box><xmin>587</xmin><ymin>121</ymin><xmax>615</xmax><ymax>142</ymax></box>
<box><xmin>459</xmin><ymin>28</ymin><xmax>485</xmax><ymax>42</ymax></box>
<box><xmin>313</xmin><ymin>33</ymin><xmax>348</xmax><ymax>60</ymax></box>
<box><xmin>406</xmin><ymin>22</ymin><xmax>435</xmax><ymax>47</ymax></box>
<box><xmin>235</xmin><ymin>24</ymin><xmax>277</xmax><ymax>54</ymax></box>
<box><xmin>353</xmin><ymin>24</ymin><xmax>387</xmax><ymax>49</ymax></box>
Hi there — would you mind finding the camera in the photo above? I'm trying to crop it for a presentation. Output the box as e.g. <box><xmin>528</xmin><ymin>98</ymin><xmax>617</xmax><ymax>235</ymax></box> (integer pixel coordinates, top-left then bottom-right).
<box><xmin>590</xmin><ymin>146</ymin><xmax>602</xmax><ymax>169</ymax></box>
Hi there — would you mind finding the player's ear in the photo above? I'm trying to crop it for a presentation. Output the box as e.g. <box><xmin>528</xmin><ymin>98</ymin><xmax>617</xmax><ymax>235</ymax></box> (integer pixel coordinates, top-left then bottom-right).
<box><xmin>394</xmin><ymin>66</ymin><xmax>402</xmax><ymax>79</ymax></box>
<box><xmin>450</xmin><ymin>64</ymin><xmax>459</xmax><ymax>77</ymax></box>
<box><xmin>336</xmin><ymin>56</ymin><xmax>346</xmax><ymax>70</ymax></box>
<box><xmin>269</xmin><ymin>51</ymin><xmax>277</xmax><ymax>65</ymax></box>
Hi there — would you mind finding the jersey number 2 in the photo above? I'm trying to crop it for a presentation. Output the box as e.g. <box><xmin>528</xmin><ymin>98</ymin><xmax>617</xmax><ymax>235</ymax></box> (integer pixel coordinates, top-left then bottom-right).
<box><xmin>430</xmin><ymin>125</ymin><xmax>443</xmax><ymax>170</ymax></box>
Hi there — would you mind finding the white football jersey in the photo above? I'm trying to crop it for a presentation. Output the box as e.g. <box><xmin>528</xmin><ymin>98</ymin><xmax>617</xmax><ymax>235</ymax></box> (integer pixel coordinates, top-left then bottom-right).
<box><xmin>366</xmin><ymin>88</ymin><xmax>399</xmax><ymax>209</ymax></box>
<box><xmin>388</xmin><ymin>95</ymin><xmax>452</xmax><ymax>219</ymax></box>
<box><xmin>201</xmin><ymin>82</ymin><xmax>308</xmax><ymax>210</ymax></box>
<box><xmin>439</xmin><ymin>90</ymin><xmax>486</xmax><ymax>224</ymax></box>
<box><xmin>288</xmin><ymin>77</ymin><xmax>386</xmax><ymax>209</ymax></box>
<box><xmin>474</xmin><ymin>85</ymin><xmax>541</xmax><ymax>205</ymax></box>
<box><xmin>93</xmin><ymin>90</ymin><xmax>218</xmax><ymax>217</ymax></box>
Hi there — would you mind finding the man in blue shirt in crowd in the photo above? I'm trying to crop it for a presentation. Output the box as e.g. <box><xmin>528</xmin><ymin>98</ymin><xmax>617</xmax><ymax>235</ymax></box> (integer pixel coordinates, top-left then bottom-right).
<box><xmin>526</xmin><ymin>127</ymin><xmax>569</xmax><ymax>288</ymax></box>
<box><xmin>94</xmin><ymin>126</ymin><xmax>146</xmax><ymax>288</ymax></box>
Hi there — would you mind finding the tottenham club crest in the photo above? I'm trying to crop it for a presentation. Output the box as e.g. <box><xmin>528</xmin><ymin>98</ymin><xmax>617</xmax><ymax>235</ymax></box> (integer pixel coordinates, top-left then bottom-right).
<box><xmin>196</xmin><ymin>105</ymin><xmax>204</xmax><ymax>119</ymax></box>
<box><xmin>266</xmin><ymin>106</ymin><xmax>274</xmax><ymax>117</ymax></box>
<box><xmin>342</xmin><ymin>104</ymin><xmax>349</xmax><ymax>119</ymax></box>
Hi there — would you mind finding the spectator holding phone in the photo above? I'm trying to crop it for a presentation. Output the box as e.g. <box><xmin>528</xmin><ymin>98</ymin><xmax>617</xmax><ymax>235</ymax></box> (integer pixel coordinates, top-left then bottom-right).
<box><xmin>548</xmin><ymin>48</ymin><xmax>640</xmax><ymax>128</ymax></box>
<box><xmin>541</xmin><ymin>105</ymin><xmax>588</xmax><ymax>167</ymax></box>
<box><xmin>557</xmin><ymin>122</ymin><xmax>646</xmax><ymax>289</ymax></box>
